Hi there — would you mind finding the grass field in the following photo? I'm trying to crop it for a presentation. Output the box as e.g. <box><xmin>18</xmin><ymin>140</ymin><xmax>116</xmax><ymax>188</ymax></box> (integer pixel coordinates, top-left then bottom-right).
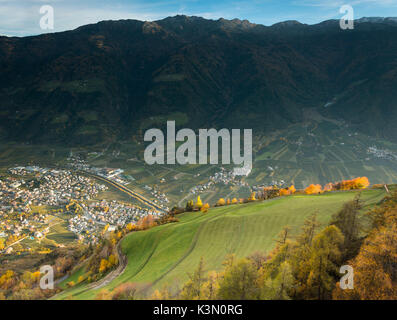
<box><xmin>55</xmin><ymin>188</ymin><xmax>385</xmax><ymax>300</ymax></box>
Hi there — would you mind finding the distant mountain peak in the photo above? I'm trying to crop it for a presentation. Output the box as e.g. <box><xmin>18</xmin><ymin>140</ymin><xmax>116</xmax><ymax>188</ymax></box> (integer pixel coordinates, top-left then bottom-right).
<box><xmin>271</xmin><ymin>20</ymin><xmax>303</xmax><ymax>27</ymax></box>
<box><xmin>356</xmin><ymin>17</ymin><xmax>397</xmax><ymax>23</ymax></box>
<box><xmin>160</xmin><ymin>15</ymin><xmax>206</xmax><ymax>24</ymax></box>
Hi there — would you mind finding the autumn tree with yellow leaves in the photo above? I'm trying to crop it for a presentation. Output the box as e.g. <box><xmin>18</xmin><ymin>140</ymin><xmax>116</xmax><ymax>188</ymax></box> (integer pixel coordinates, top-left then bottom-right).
<box><xmin>195</xmin><ymin>196</ymin><xmax>203</xmax><ymax>210</ymax></box>
<box><xmin>248</xmin><ymin>192</ymin><xmax>257</xmax><ymax>201</ymax></box>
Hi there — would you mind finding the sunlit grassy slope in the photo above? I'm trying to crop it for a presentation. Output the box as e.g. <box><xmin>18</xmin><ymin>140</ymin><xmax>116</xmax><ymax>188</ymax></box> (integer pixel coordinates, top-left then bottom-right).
<box><xmin>56</xmin><ymin>188</ymin><xmax>385</xmax><ymax>299</ymax></box>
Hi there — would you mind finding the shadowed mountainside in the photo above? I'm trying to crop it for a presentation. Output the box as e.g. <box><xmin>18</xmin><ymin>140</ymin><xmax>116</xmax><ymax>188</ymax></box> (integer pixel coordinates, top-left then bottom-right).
<box><xmin>1</xmin><ymin>16</ymin><xmax>397</xmax><ymax>145</ymax></box>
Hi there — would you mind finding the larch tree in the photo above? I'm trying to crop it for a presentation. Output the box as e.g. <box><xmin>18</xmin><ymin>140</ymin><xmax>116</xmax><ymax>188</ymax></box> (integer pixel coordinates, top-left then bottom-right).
<box><xmin>217</xmin><ymin>258</ymin><xmax>260</xmax><ymax>300</ymax></box>
<box><xmin>305</xmin><ymin>225</ymin><xmax>344</xmax><ymax>300</ymax></box>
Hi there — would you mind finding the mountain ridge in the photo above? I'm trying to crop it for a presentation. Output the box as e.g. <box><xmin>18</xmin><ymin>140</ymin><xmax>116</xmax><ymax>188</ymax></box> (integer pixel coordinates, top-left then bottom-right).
<box><xmin>1</xmin><ymin>15</ymin><xmax>397</xmax><ymax>146</ymax></box>
<box><xmin>3</xmin><ymin>15</ymin><xmax>397</xmax><ymax>40</ymax></box>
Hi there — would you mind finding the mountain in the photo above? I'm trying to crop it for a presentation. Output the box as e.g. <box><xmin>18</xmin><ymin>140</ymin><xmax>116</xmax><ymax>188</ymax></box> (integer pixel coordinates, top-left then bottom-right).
<box><xmin>1</xmin><ymin>15</ymin><xmax>397</xmax><ymax>146</ymax></box>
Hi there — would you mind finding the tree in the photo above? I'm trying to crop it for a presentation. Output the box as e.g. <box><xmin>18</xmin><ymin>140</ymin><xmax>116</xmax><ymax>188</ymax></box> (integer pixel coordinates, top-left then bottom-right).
<box><xmin>259</xmin><ymin>241</ymin><xmax>293</xmax><ymax>284</ymax></box>
<box><xmin>279</xmin><ymin>188</ymin><xmax>290</xmax><ymax>196</ymax></box>
<box><xmin>201</xmin><ymin>271</ymin><xmax>220</xmax><ymax>300</ymax></box>
<box><xmin>247</xmin><ymin>251</ymin><xmax>267</xmax><ymax>270</ymax></box>
<box><xmin>218</xmin><ymin>258</ymin><xmax>260</xmax><ymax>300</ymax></box>
<box><xmin>297</xmin><ymin>214</ymin><xmax>321</xmax><ymax>247</ymax></box>
<box><xmin>185</xmin><ymin>200</ymin><xmax>194</xmax><ymax>212</ymax></box>
<box><xmin>200</xmin><ymin>203</ymin><xmax>210</xmax><ymax>213</ymax></box>
<box><xmin>151</xmin><ymin>286</ymin><xmax>172</xmax><ymax>300</ymax></box>
<box><xmin>262</xmin><ymin>262</ymin><xmax>294</xmax><ymax>300</ymax></box>
<box><xmin>216</xmin><ymin>198</ymin><xmax>226</xmax><ymax>206</ymax></box>
<box><xmin>231</xmin><ymin>198</ymin><xmax>238</xmax><ymax>204</ymax></box>
<box><xmin>290</xmin><ymin>214</ymin><xmax>320</xmax><ymax>298</ymax></box>
<box><xmin>108</xmin><ymin>254</ymin><xmax>118</xmax><ymax>267</ymax></box>
<box><xmin>195</xmin><ymin>196</ymin><xmax>203</xmax><ymax>210</ymax></box>
<box><xmin>180</xmin><ymin>257</ymin><xmax>206</xmax><ymax>300</ymax></box>
<box><xmin>99</xmin><ymin>259</ymin><xmax>109</xmax><ymax>273</ymax></box>
<box><xmin>330</xmin><ymin>194</ymin><xmax>362</xmax><ymax>260</ymax></box>
<box><xmin>111</xmin><ymin>283</ymin><xmax>138</xmax><ymax>300</ymax></box>
<box><xmin>0</xmin><ymin>270</ymin><xmax>16</xmax><ymax>290</ymax></box>
<box><xmin>323</xmin><ymin>182</ymin><xmax>334</xmax><ymax>192</ymax></box>
<box><xmin>95</xmin><ymin>289</ymin><xmax>112</xmax><ymax>300</ymax></box>
<box><xmin>333</xmin><ymin>177</ymin><xmax>370</xmax><ymax>191</ymax></box>
<box><xmin>306</xmin><ymin>225</ymin><xmax>344</xmax><ymax>300</ymax></box>
<box><xmin>276</xmin><ymin>226</ymin><xmax>291</xmax><ymax>247</ymax></box>
<box><xmin>248</xmin><ymin>192</ymin><xmax>256</xmax><ymax>201</ymax></box>
<box><xmin>305</xmin><ymin>184</ymin><xmax>323</xmax><ymax>194</ymax></box>
<box><xmin>334</xmin><ymin>224</ymin><xmax>397</xmax><ymax>299</ymax></box>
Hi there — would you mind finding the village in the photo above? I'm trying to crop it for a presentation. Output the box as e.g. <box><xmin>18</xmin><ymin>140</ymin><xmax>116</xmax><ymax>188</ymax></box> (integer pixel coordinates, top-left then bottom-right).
<box><xmin>367</xmin><ymin>146</ymin><xmax>397</xmax><ymax>160</ymax></box>
<box><xmin>190</xmin><ymin>168</ymin><xmax>249</xmax><ymax>195</ymax></box>
<box><xmin>0</xmin><ymin>166</ymin><xmax>108</xmax><ymax>253</ymax></box>
<box><xmin>68</xmin><ymin>199</ymin><xmax>161</xmax><ymax>242</ymax></box>
<box><xmin>0</xmin><ymin>164</ymin><xmax>165</xmax><ymax>255</ymax></box>
<box><xmin>67</xmin><ymin>154</ymin><xmax>170</xmax><ymax>211</ymax></box>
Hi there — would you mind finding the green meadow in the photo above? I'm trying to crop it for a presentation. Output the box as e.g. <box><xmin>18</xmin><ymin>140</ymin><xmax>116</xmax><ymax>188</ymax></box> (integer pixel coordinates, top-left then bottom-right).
<box><xmin>55</xmin><ymin>188</ymin><xmax>385</xmax><ymax>300</ymax></box>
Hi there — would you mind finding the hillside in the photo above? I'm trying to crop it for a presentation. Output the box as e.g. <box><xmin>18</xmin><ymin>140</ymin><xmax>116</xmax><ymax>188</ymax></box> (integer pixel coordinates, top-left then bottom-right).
<box><xmin>54</xmin><ymin>188</ymin><xmax>386</xmax><ymax>299</ymax></box>
<box><xmin>2</xmin><ymin>16</ymin><xmax>397</xmax><ymax>190</ymax></box>
<box><xmin>1</xmin><ymin>16</ymin><xmax>397</xmax><ymax>145</ymax></box>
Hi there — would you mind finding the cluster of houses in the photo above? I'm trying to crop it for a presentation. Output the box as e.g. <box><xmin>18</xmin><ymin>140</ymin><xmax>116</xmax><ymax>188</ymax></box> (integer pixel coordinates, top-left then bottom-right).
<box><xmin>367</xmin><ymin>146</ymin><xmax>397</xmax><ymax>161</ymax></box>
<box><xmin>0</xmin><ymin>166</ymin><xmax>109</xmax><ymax>253</ymax></box>
<box><xmin>68</xmin><ymin>154</ymin><xmax>172</xmax><ymax>211</ymax></box>
<box><xmin>143</xmin><ymin>185</ymin><xmax>170</xmax><ymax>208</ymax></box>
<box><xmin>68</xmin><ymin>214</ymin><xmax>98</xmax><ymax>242</ymax></box>
<box><xmin>190</xmin><ymin>168</ymin><xmax>249</xmax><ymax>195</ymax></box>
<box><xmin>0</xmin><ymin>177</ymin><xmax>31</xmax><ymax>214</ymax></box>
<box><xmin>0</xmin><ymin>175</ymin><xmax>49</xmax><ymax>250</ymax></box>
<box><xmin>68</xmin><ymin>199</ymin><xmax>160</xmax><ymax>242</ymax></box>
<box><xmin>251</xmin><ymin>179</ymin><xmax>286</xmax><ymax>193</ymax></box>
<box><xmin>9</xmin><ymin>166</ymin><xmax>108</xmax><ymax>205</ymax></box>
<box><xmin>209</xmin><ymin>169</ymin><xmax>247</xmax><ymax>186</ymax></box>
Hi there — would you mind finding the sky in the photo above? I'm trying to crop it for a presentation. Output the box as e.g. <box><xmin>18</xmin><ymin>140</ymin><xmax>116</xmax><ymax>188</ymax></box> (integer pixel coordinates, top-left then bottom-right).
<box><xmin>1</xmin><ymin>0</ymin><xmax>397</xmax><ymax>36</ymax></box>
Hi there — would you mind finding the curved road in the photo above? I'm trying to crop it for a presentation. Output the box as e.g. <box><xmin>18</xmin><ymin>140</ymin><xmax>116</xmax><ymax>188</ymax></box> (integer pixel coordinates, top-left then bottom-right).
<box><xmin>86</xmin><ymin>239</ymin><xmax>128</xmax><ymax>290</ymax></box>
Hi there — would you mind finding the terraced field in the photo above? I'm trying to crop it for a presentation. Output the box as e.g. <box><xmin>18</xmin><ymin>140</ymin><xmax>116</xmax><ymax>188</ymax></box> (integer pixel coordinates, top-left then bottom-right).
<box><xmin>3</xmin><ymin>112</ymin><xmax>397</xmax><ymax>206</ymax></box>
<box><xmin>55</xmin><ymin>188</ymin><xmax>386</xmax><ymax>300</ymax></box>
<box><xmin>248</xmin><ymin>115</ymin><xmax>397</xmax><ymax>189</ymax></box>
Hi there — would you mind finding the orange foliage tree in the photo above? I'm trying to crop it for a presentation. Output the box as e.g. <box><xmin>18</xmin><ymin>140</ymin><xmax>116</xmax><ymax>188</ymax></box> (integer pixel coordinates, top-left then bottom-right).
<box><xmin>279</xmin><ymin>188</ymin><xmax>290</xmax><ymax>196</ymax></box>
<box><xmin>305</xmin><ymin>184</ymin><xmax>323</xmax><ymax>195</ymax></box>
<box><xmin>335</xmin><ymin>177</ymin><xmax>370</xmax><ymax>191</ymax></box>
<box><xmin>200</xmin><ymin>203</ymin><xmax>210</xmax><ymax>213</ymax></box>
<box><xmin>279</xmin><ymin>185</ymin><xmax>296</xmax><ymax>196</ymax></box>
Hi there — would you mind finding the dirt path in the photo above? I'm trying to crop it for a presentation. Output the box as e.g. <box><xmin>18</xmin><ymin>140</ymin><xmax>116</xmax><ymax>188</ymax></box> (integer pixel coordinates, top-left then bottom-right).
<box><xmin>49</xmin><ymin>239</ymin><xmax>128</xmax><ymax>300</ymax></box>
<box><xmin>86</xmin><ymin>240</ymin><xmax>128</xmax><ymax>290</ymax></box>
